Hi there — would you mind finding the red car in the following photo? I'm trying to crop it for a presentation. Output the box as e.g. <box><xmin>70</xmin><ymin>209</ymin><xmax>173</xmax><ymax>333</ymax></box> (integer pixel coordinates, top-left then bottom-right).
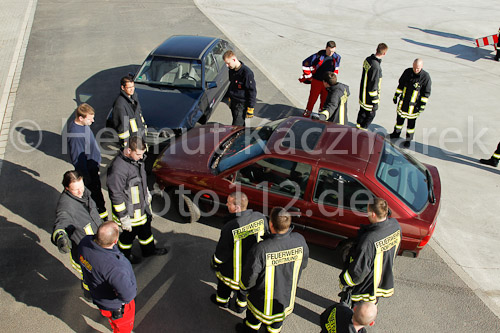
<box><xmin>153</xmin><ymin>117</ymin><xmax>441</xmax><ymax>257</ymax></box>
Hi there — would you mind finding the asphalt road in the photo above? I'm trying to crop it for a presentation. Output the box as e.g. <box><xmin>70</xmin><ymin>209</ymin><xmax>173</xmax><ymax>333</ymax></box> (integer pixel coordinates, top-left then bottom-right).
<box><xmin>0</xmin><ymin>0</ymin><xmax>499</xmax><ymax>332</ymax></box>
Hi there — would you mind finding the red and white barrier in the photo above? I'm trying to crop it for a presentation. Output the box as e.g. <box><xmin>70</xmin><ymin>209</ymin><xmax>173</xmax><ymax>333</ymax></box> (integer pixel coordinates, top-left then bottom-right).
<box><xmin>475</xmin><ymin>34</ymin><xmax>498</xmax><ymax>47</ymax></box>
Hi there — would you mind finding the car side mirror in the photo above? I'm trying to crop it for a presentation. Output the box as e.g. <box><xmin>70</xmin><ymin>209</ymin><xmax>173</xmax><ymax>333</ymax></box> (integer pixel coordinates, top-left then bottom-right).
<box><xmin>206</xmin><ymin>81</ymin><xmax>217</xmax><ymax>89</ymax></box>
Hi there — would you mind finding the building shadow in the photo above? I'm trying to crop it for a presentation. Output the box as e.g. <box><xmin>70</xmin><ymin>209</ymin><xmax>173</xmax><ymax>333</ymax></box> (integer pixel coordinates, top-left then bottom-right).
<box><xmin>0</xmin><ymin>159</ymin><xmax>61</xmax><ymax>234</ymax></box>
<box><xmin>12</xmin><ymin>127</ymin><xmax>67</xmax><ymax>163</ymax></box>
<box><xmin>408</xmin><ymin>26</ymin><xmax>474</xmax><ymax>42</ymax></box>
<box><xmin>0</xmin><ymin>216</ymin><xmax>106</xmax><ymax>332</ymax></box>
<box><xmin>402</xmin><ymin>38</ymin><xmax>493</xmax><ymax>62</ymax></box>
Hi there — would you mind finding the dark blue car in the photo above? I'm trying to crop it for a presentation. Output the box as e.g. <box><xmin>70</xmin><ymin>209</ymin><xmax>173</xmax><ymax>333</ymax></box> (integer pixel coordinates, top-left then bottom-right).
<box><xmin>109</xmin><ymin>35</ymin><xmax>232</xmax><ymax>145</ymax></box>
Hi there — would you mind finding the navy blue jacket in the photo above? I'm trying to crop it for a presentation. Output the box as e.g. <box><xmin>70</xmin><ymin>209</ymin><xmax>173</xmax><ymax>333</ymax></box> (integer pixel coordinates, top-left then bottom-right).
<box><xmin>66</xmin><ymin>121</ymin><xmax>101</xmax><ymax>177</ymax></box>
<box><xmin>78</xmin><ymin>235</ymin><xmax>137</xmax><ymax>311</ymax></box>
<box><xmin>227</xmin><ymin>62</ymin><xmax>256</xmax><ymax>108</ymax></box>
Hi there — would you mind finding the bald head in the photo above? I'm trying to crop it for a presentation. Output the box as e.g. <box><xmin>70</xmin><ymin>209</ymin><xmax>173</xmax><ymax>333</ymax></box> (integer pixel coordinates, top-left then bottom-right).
<box><xmin>413</xmin><ymin>58</ymin><xmax>423</xmax><ymax>74</ymax></box>
<box><xmin>352</xmin><ymin>302</ymin><xmax>378</xmax><ymax>326</ymax></box>
<box><xmin>95</xmin><ymin>221</ymin><xmax>119</xmax><ymax>248</ymax></box>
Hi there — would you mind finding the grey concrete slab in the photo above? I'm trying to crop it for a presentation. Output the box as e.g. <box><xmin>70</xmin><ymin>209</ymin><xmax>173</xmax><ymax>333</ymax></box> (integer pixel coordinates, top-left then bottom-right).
<box><xmin>0</xmin><ymin>0</ymin><xmax>499</xmax><ymax>332</ymax></box>
<box><xmin>197</xmin><ymin>0</ymin><xmax>500</xmax><ymax>318</ymax></box>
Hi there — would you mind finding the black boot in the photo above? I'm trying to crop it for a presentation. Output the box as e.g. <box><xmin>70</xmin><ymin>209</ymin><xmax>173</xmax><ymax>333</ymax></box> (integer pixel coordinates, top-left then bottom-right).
<box><xmin>479</xmin><ymin>158</ymin><xmax>499</xmax><ymax>167</ymax></box>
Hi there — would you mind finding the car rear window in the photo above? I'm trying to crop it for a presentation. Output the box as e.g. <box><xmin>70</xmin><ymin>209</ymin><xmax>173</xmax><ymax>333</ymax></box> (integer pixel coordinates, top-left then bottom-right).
<box><xmin>281</xmin><ymin>120</ymin><xmax>325</xmax><ymax>151</ymax></box>
<box><xmin>376</xmin><ymin>142</ymin><xmax>429</xmax><ymax>212</ymax></box>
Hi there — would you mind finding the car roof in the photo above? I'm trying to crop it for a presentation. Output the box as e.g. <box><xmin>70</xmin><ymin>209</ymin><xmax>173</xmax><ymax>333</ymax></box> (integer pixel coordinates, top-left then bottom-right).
<box><xmin>266</xmin><ymin>117</ymin><xmax>382</xmax><ymax>173</ymax></box>
<box><xmin>151</xmin><ymin>35</ymin><xmax>219</xmax><ymax>60</ymax></box>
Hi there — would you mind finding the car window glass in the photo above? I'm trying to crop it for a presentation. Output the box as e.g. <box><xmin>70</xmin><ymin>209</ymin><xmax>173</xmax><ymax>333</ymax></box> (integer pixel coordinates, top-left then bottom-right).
<box><xmin>281</xmin><ymin>120</ymin><xmax>325</xmax><ymax>151</ymax></box>
<box><xmin>212</xmin><ymin>40</ymin><xmax>230</xmax><ymax>70</ymax></box>
<box><xmin>376</xmin><ymin>142</ymin><xmax>428</xmax><ymax>212</ymax></box>
<box><xmin>235</xmin><ymin>158</ymin><xmax>312</xmax><ymax>199</ymax></box>
<box><xmin>313</xmin><ymin>168</ymin><xmax>372</xmax><ymax>212</ymax></box>
<box><xmin>135</xmin><ymin>56</ymin><xmax>201</xmax><ymax>88</ymax></box>
<box><xmin>204</xmin><ymin>52</ymin><xmax>218</xmax><ymax>82</ymax></box>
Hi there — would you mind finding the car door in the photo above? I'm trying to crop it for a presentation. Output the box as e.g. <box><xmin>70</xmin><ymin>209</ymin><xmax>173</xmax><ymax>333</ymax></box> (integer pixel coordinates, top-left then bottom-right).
<box><xmin>307</xmin><ymin>168</ymin><xmax>374</xmax><ymax>243</ymax></box>
<box><xmin>212</xmin><ymin>156</ymin><xmax>313</xmax><ymax>229</ymax></box>
<box><xmin>210</xmin><ymin>40</ymin><xmax>230</xmax><ymax>95</ymax></box>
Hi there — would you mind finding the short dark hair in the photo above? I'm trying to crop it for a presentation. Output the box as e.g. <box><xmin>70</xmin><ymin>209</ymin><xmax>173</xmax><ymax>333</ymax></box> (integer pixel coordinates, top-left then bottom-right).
<box><xmin>326</xmin><ymin>41</ymin><xmax>336</xmax><ymax>48</ymax></box>
<box><xmin>228</xmin><ymin>191</ymin><xmax>248</xmax><ymax>210</ymax></box>
<box><xmin>120</xmin><ymin>76</ymin><xmax>134</xmax><ymax>87</ymax></box>
<box><xmin>323</xmin><ymin>72</ymin><xmax>337</xmax><ymax>86</ymax></box>
<box><xmin>368</xmin><ymin>197</ymin><xmax>389</xmax><ymax>220</ymax></box>
<box><xmin>223</xmin><ymin>50</ymin><xmax>235</xmax><ymax>60</ymax></box>
<box><xmin>376</xmin><ymin>43</ymin><xmax>388</xmax><ymax>55</ymax></box>
<box><xmin>75</xmin><ymin>103</ymin><xmax>95</xmax><ymax>119</ymax></box>
<box><xmin>62</xmin><ymin>170</ymin><xmax>82</xmax><ymax>188</ymax></box>
<box><xmin>270</xmin><ymin>207</ymin><xmax>291</xmax><ymax>232</ymax></box>
<box><xmin>95</xmin><ymin>221</ymin><xmax>119</xmax><ymax>247</ymax></box>
<box><xmin>128</xmin><ymin>135</ymin><xmax>146</xmax><ymax>152</ymax></box>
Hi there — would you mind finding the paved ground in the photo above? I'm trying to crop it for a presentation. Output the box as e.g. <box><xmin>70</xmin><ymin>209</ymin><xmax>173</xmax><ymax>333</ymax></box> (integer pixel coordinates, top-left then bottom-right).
<box><xmin>0</xmin><ymin>0</ymin><xmax>500</xmax><ymax>332</ymax></box>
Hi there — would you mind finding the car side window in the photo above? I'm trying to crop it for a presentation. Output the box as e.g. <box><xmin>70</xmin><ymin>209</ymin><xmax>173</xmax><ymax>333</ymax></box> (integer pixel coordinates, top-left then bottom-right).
<box><xmin>235</xmin><ymin>158</ymin><xmax>311</xmax><ymax>199</ymax></box>
<box><xmin>204</xmin><ymin>51</ymin><xmax>218</xmax><ymax>82</ymax></box>
<box><xmin>212</xmin><ymin>40</ymin><xmax>230</xmax><ymax>71</ymax></box>
<box><xmin>313</xmin><ymin>168</ymin><xmax>372</xmax><ymax>212</ymax></box>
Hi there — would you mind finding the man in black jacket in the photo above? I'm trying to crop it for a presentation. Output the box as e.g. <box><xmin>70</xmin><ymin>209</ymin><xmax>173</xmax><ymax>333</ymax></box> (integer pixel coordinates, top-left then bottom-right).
<box><xmin>106</xmin><ymin>135</ymin><xmax>167</xmax><ymax>263</ymax></box>
<box><xmin>52</xmin><ymin>170</ymin><xmax>103</xmax><ymax>300</ymax></box>
<box><xmin>223</xmin><ymin>50</ymin><xmax>257</xmax><ymax>126</ymax></box>
<box><xmin>237</xmin><ymin>207</ymin><xmax>309</xmax><ymax>333</ymax></box>
<box><xmin>389</xmin><ymin>59</ymin><xmax>431</xmax><ymax>148</ymax></box>
<box><xmin>320</xmin><ymin>301</ymin><xmax>377</xmax><ymax>333</ymax></box>
<box><xmin>112</xmin><ymin>76</ymin><xmax>147</xmax><ymax>147</ymax></box>
<box><xmin>79</xmin><ymin>221</ymin><xmax>137</xmax><ymax>332</ymax></box>
<box><xmin>339</xmin><ymin>197</ymin><xmax>401</xmax><ymax>305</ymax></box>
<box><xmin>211</xmin><ymin>192</ymin><xmax>268</xmax><ymax>312</ymax></box>
<box><xmin>314</xmin><ymin>72</ymin><xmax>350</xmax><ymax>125</ymax></box>
<box><xmin>356</xmin><ymin>43</ymin><xmax>388</xmax><ymax>130</ymax></box>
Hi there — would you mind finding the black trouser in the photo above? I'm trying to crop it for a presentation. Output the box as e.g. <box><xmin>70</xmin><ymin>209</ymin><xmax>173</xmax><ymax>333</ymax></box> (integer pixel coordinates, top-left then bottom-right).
<box><xmin>231</xmin><ymin>99</ymin><xmax>246</xmax><ymax>126</ymax></box>
<box><xmin>356</xmin><ymin>108</ymin><xmax>376</xmax><ymax>129</ymax></box>
<box><xmin>216</xmin><ymin>279</ymin><xmax>247</xmax><ymax>306</ymax></box>
<box><xmin>118</xmin><ymin>215</ymin><xmax>155</xmax><ymax>257</ymax></box>
<box><xmin>495</xmin><ymin>48</ymin><xmax>500</xmax><ymax>61</ymax></box>
<box><xmin>84</xmin><ymin>164</ymin><xmax>106</xmax><ymax>216</ymax></box>
<box><xmin>392</xmin><ymin>114</ymin><xmax>417</xmax><ymax>141</ymax></box>
<box><xmin>243</xmin><ymin>309</ymin><xmax>283</xmax><ymax>332</ymax></box>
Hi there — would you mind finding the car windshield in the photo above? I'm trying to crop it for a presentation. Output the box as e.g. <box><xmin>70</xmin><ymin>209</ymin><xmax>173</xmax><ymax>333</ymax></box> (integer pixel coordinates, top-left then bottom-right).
<box><xmin>135</xmin><ymin>56</ymin><xmax>202</xmax><ymax>89</ymax></box>
<box><xmin>376</xmin><ymin>142</ymin><xmax>429</xmax><ymax>212</ymax></box>
<box><xmin>212</xmin><ymin>119</ymin><xmax>283</xmax><ymax>172</ymax></box>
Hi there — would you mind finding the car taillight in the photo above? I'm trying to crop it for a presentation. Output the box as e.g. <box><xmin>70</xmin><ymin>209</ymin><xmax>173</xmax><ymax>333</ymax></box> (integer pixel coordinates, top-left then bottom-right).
<box><xmin>417</xmin><ymin>216</ymin><xmax>437</xmax><ymax>249</ymax></box>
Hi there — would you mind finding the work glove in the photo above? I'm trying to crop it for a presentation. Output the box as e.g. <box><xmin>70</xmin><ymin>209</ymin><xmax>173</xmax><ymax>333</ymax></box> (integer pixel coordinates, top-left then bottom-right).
<box><xmin>120</xmin><ymin>216</ymin><xmax>132</xmax><ymax>232</ymax></box>
<box><xmin>56</xmin><ymin>232</ymin><xmax>71</xmax><ymax>254</ymax></box>
<box><xmin>246</xmin><ymin>107</ymin><xmax>254</xmax><ymax>119</ymax></box>
<box><xmin>393</xmin><ymin>95</ymin><xmax>398</xmax><ymax>104</ymax></box>
<box><xmin>147</xmin><ymin>189</ymin><xmax>153</xmax><ymax>205</ymax></box>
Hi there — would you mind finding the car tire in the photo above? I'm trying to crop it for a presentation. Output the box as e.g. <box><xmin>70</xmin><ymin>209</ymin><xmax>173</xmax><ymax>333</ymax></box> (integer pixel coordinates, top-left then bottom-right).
<box><xmin>169</xmin><ymin>188</ymin><xmax>201</xmax><ymax>223</ymax></box>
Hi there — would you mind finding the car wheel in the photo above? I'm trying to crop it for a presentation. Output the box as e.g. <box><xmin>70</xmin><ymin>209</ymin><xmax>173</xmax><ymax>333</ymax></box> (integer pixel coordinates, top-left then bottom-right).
<box><xmin>169</xmin><ymin>188</ymin><xmax>201</xmax><ymax>223</ymax></box>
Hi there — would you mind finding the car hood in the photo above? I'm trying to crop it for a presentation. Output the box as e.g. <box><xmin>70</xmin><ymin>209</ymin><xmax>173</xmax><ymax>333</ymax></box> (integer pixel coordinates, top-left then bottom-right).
<box><xmin>136</xmin><ymin>85</ymin><xmax>203</xmax><ymax>130</ymax></box>
<box><xmin>155</xmin><ymin>124</ymin><xmax>239</xmax><ymax>174</ymax></box>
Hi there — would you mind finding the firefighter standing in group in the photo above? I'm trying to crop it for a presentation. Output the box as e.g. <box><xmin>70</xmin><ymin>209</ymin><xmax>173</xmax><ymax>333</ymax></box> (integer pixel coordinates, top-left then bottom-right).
<box><xmin>388</xmin><ymin>58</ymin><xmax>432</xmax><ymax>148</ymax></box>
<box><xmin>210</xmin><ymin>192</ymin><xmax>268</xmax><ymax>312</ymax></box>
<box><xmin>314</xmin><ymin>72</ymin><xmax>350</xmax><ymax>125</ymax></box>
<box><xmin>356</xmin><ymin>43</ymin><xmax>388</xmax><ymax>130</ymax></box>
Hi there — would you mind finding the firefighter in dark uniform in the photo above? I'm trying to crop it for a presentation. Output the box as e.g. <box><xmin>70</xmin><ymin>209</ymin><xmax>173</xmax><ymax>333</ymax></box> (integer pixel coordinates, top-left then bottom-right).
<box><xmin>112</xmin><ymin>76</ymin><xmax>147</xmax><ymax>147</ymax></box>
<box><xmin>495</xmin><ymin>27</ymin><xmax>500</xmax><ymax>61</ymax></box>
<box><xmin>314</xmin><ymin>72</ymin><xmax>350</xmax><ymax>125</ymax></box>
<box><xmin>106</xmin><ymin>135</ymin><xmax>167</xmax><ymax>264</ymax></box>
<box><xmin>339</xmin><ymin>197</ymin><xmax>401</xmax><ymax>305</ymax></box>
<box><xmin>210</xmin><ymin>192</ymin><xmax>269</xmax><ymax>312</ymax></box>
<box><xmin>52</xmin><ymin>170</ymin><xmax>103</xmax><ymax>300</ymax></box>
<box><xmin>356</xmin><ymin>43</ymin><xmax>388</xmax><ymax>130</ymax></box>
<box><xmin>479</xmin><ymin>142</ymin><xmax>500</xmax><ymax>167</ymax></box>
<box><xmin>237</xmin><ymin>207</ymin><xmax>309</xmax><ymax>333</ymax></box>
<box><xmin>320</xmin><ymin>301</ymin><xmax>377</xmax><ymax>333</ymax></box>
<box><xmin>389</xmin><ymin>58</ymin><xmax>431</xmax><ymax>148</ymax></box>
<box><xmin>223</xmin><ymin>50</ymin><xmax>257</xmax><ymax>126</ymax></box>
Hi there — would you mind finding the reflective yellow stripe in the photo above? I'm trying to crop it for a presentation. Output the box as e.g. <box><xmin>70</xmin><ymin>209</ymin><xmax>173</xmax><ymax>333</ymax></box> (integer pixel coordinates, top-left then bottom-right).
<box><xmin>130</xmin><ymin>119</ymin><xmax>138</xmax><ymax>133</ymax></box>
<box><xmin>138</xmin><ymin>235</ymin><xmax>154</xmax><ymax>245</ymax></box>
<box><xmin>395</xmin><ymin>124</ymin><xmax>404</xmax><ymax>129</ymax></box>
<box><xmin>99</xmin><ymin>211</ymin><xmax>108</xmax><ymax>219</ymax></box>
<box><xmin>236</xmin><ymin>298</ymin><xmax>247</xmax><ymax>307</ymax></box>
<box><xmin>245</xmin><ymin>319</ymin><xmax>261</xmax><ymax>330</ymax></box>
<box><xmin>216</xmin><ymin>271</ymin><xmax>240</xmax><ymax>289</ymax></box>
<box><xmin>264</xmin><ymin>265</ymin><xmax>274</xmax><ymax>317</ymax></box>
<box><xmin>83</xmin><ymin>223</ymin><xmax>94</xmax><ymax>235</ymax></box>
<box><xmin>234</xmin><ymin>239</ymin><xmax>242</xmax><ymax>283</ymax></box>
<box><xmin>343</xmin><ymin>270</ymin><xmax>355</xmax><ymax>286</ymax></box>
<box><xmin>213</xmin><ymin>255</ymin><xmax>223</xmax><ymax>264</ymax></box>
<box><xmin>130</xmin><ymin>186</ymin><xmax>140</xmax><ymax>204</ymax></box>
<box><xmin>395</xmin><ymin>88</ymin><xmax>402</xmax><ymax>94</ymax></box>
<box><xmin>268</xmin><ymin>326</ymin><xmax>282</xmax><ymax>333</ymax></box>
<box><xmin>114</xmin><ymin>202</ymin><xmax>126</xmax><ymax>212</ymax></box>
<box><xmin>70</xmin><ymin>256</ymin><xmax>83</xmax><ymax>279</ymax></box>
<box><xmin>368</xmin><ymin>90</ymin><xmax>378</xmax><ymax>97</ymax></box>
<box><xmin>118</xmin><ymin>240</ymin><xmax>133</xmax><ymax>250</ymax></box>
<box><xmin>216</xmin><ymin>295</ymin><xmax>230</xmax><ymax>303</ymax></box>
<box><xmin>493</xmin><ymin>153</ymin><xmax>500</xmax><ymax>159</ymax></box>
<box><xmin>421</xmin><ymin>96</ymin><xmax>428</xmax><ymax>103</ymax></box>
<box><xmin>319</xmin><ymin>109</ymin><xmax>330</xmax><ymax>119</ymax></box>
<box><xmin>118</xmin><ymin>131</ymin><xmax>130</xmax><ymax>139</ymax></box>
<box><xmin>52</xmin><ymin>229</ymin><xmax>66</xmax><ymax>242</ymax></box>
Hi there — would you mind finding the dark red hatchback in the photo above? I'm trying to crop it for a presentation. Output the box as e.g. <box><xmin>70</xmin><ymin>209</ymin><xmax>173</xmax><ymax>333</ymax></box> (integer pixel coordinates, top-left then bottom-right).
<box><xmin>153</xmin><ymin>117</ymin><xmax>441</xmax><ymax>257</ymax></box>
